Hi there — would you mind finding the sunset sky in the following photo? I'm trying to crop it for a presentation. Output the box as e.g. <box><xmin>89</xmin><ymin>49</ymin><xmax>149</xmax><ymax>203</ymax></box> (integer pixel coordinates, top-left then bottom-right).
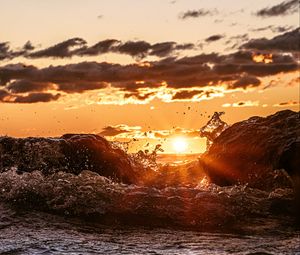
<box><xmin>0</xmin><ymin>0</ymin><xmax>299</xmax><ymax>153</ymax></box>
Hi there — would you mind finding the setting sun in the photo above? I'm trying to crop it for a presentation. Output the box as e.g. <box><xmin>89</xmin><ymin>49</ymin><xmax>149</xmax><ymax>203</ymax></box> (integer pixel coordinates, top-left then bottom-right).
<box><xmin>172</xmin><ymin>137</ymin><xmax>188</xmax><ymax>154</ymax></box>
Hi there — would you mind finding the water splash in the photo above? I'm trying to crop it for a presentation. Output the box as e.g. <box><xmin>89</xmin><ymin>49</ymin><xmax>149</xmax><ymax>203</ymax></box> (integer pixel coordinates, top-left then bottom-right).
<box><xmin>200</xmin><ymin>112</ymin><xmax>229</xmax><ymax>150</ymax></box>
<box><xmin>111</xmin><ymin>140</ymin><xmax>164</xmax><ymax>171</ymax></box>
<box><xmin>0</xmin><ymin>168</ymin><xmax>294</xmax><ymax>230</ymax></box>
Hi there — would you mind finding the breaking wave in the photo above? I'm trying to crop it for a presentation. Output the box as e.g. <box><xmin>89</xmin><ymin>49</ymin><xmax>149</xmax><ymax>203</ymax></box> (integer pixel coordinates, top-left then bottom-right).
<box><xmin>0</xmin><ymin>110</ymin><xmax>299</xmax><ymax>233</ymax></box>
<box><xmin>0</xmin><ymin>167</ymin><xmax>295</xmax><ymax>231</ymax></box>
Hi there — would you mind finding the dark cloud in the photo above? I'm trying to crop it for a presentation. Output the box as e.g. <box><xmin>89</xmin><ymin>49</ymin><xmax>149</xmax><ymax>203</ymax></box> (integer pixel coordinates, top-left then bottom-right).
<box><xmin>0</xmin><ymin>42</ymin><xmax>31</xmax><ymax>60</ymax></box>
<box><xmin>205</xmin><ymin>34</ymin><xmax>225</xmax><ymax>43</ymax></box>
<box><xmin>6</xmin><ymin>80</ymin><xmax>53</xmax><ymax>93</ymax></box>
<box><xmin>56</xmin><ymin>82</ymin><xmax>107</xmax><ymax>93</ymax></box>
<box><xmin>0</xmin><ymin>64</ymin><xmax>38</xmax><ymax>85</ymax></box>
<box><xmin>0</xmin><ymin>91</ymin><xmax>60</xmax><ymax>103</ymax></box>
<box><xmin>175</xmin><ymin>43</ymin><xmax>195</xmax><ymax>51</ymax></box>
<box><xmin>0</xmin><ymin>89</ymin><xmax>9</xmax><ymax>100</ymax></box>
<box><xmin>250</xmin><ymin>25</ymin><xmax>294</xmax><ymax>33</ymax></box>
<box><xmin>179</xmin><ymin>9</ymin><xmax>217</xmax><ymax>19</ymax></box>
<box><xmin>79</xmin><ymin>39</ymin><xmax>120</xmax><ymax>56</ymax></box>
<box><xmin>23</xmin><ymin>41</ymin><xmax>35</xmax><ymax>51</ymax></box>
<box><xmin>172</xmin><ymin>90</ymin><xmax>203</xmax><ymax>100</ymax></box>
<box><xmin>124</xmin><ymin>91</ymin><xmax>155</xmax><ymax>100</ymax></box>
<box><xmin>28</xmin><ymin>38</ymin><xmax>87</xmax><ymax>58</ymax></box>
<box><xmin>242</xmin><ymin>28</ymin><xmax>300</xmax><ymax>52</ymax></box>
<box><xmin>0</xmin><ymin>43</ymin><xmax>298</xmax><ymax>103</ymax></box>
<box><xmin>149</xmin><ymin>42</ymin><xmax>195</xmax><ymax>58</ymax></box>
<box><xmin>1</xmin><ymin>51</ymin><xmax>297</xmax><ymax>91</ymax></box>
<box><xmin>12</xmin><ymin>92</ymin><xmax>61</xmax><ymax>103</ymax></box>
<box><xmin>150</xmin><ymin>42</ymin><xmax>176</xmax><ymax>57</ymax></box>
<box><xmin>273</xmin><ymin>101</ymin><xmax>300</xmax><ymax>107</ymax></box>
<box><xmin>116</xmin><ymin>41</ymin><xmax>151</xmax><ymax>59</ymax></box>
<box><xmin>99</xmin><ymin>124</ymin><xmax>141</xmax><ymax>137</ymax></box>
<box><xmin>80</xmin><ymin>40</ymin><xmax>195</xmax><ymax>59</ymax></box>
<box><xmin>1</xmin><ymin>50</ymin><xmax>298</xmax><ymax>89</ymax></box>
<box><xmin>0</xmin><ymin>42</ymin><xmax>11</xmax><ymax>60</ymax></box>
<box><xmin>99</xmin><ymin>125</ymin><xmax>200</xmax><ymax>139</ymax></box>
<box><xmin>1</xmin><ymin>38</ymin><xmax>195</xmax><ymax>60</ymax></box>
<box><xmin>229</xmin><ymin>75</ymin><xmax>261</xmax><ymax>89</ymax></box>
<box><xmin>256</xmin><ymin>0</ymin><xmax>299</xmax><ymax>17</ymax></box>
<box><xmin>100</xmin><ymin>125</ymin><xmax>130</xmax><ymax>136</ymax></box>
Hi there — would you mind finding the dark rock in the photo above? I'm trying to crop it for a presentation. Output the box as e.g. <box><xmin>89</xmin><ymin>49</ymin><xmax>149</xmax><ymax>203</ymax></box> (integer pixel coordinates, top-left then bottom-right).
<box><xmin>200</xmin><ymin>110</ymin><xmax>300</xmax><ymax>187</ymax></box>
<box><xmin>0</xmin><ymin>134</ymin><xmax>149</xmax><ymax>184</ymax></box>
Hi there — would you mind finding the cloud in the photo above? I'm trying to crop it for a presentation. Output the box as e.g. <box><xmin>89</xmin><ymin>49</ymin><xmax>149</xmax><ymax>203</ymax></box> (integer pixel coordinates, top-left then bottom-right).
<box><xmin>6</xmin><ymin>80</ymin><xmax>53</xmax><ymax>93</ymax></box>
<box><xmin>0</xmin><ymin>43</ymin><xmax>298</xmax><ymax>104</ymax></box>
<box><xmin>57</xmin><ymin>82</ymin><xmax>108</xmax><ymax>93</ymax></box>
<box><xmin>78</xmin><ymin>39</ymin><xmax>120</xmax><ymax>56</ymax></box>
<box><xmin>273</xmin><ymin>101</ymin><xmax>300</xmax><ymax>107</ymax></box>
<box><xmin>152</xmin><ymin>127</ymin><xmax>200</xmax><ymax>139</ymax></box>
<box><xmin>116</xmin><ymin>41</ymin><xmax>151</xmax><ymax>59</ymax></box>
<box><xmin>242</xmin><ymin>28</ymin><xmax>300</xmax><ymax>52</ymax></box>
<box><xmin>250</xmin><ymin>25</ymin><xmax>294</xmax><ymax>33</ymax></box>
<box><xmin>222</xmin><ymin>100</ymin><xmax>259</xmax><ymax>107</ymax></box>
<box><xmin>1</xmin><ymin>29</ymin><xmax>298</xmax><ymax>63</ymax></box>
<box><xmin>170</xmin><ymin>89</ymin><xmax>221</xmax><ymax>101</ymax></box>
<box><xmin>256</xmin><ymin>0</ymin><xmax>299</xmax><ymax>17</ymax></box>
<box><xmin>23</xmin><ymin>41</ymin><xmax>35</xmax><ymax>51</ymax></box>
<box><xmin>205</xmin><ymin>34</ymin><xmax>225</xmax><ymax>43</ymax></box>
<box><xmin>28</xmin><ymin>38</ymin><xmax>87</xmax><ymax>58</ymax></box>
<box><xmin>179</xmin><ymin>9</ymin><xmax>218</xmax><ymax>20</ymax></box>
<box><xmin>149</xmin><ymin>42</ymin><xmax>194</xmax><ymax>57</ymax></box>
<box><xmin>2</xmin><ymin>38</ymin><xmax>196</xmax><ymax>60</ymax></box>
<box><xmin>0</xmin><ymin>89</ymin><xmax>9</xmax><ymax>100</ymax></box>
<box><xmin>225</xmin><ymin>34</ymin><xmax>249</xmax><ymax>50</ymax></box>
<box><xmin>0</xmin><ymin>42</ymin><xmax>11</xmax><ymax>60</ymax></box>
<box><xmin>0</xmin><ymin>41</ymin><xmax>34</xmax><ymax>61</ymax></box>
<box><xmin>229</xmin><ymin>75</ymin><xmax>261</xmax><ymax>89</ymax></box>
<box><xmin>172</xmin><ymin>90</ymin><xmax>203</xmax><ymax>100</ymax></box>
<box><xmin>13</xmin><ymin>92</ymin><xmax>60</xmax><ymax>103</ymax></box>
<box><xmin>0</xmin><ymin>92</ymin><xmax>60</xmax><ymax>103</ymax></box>
<box><xmin>99</xmin><ymin>124</ymin><xmax>200</xmax><ymax>140</ymax></box>
<box><xmin>100</xmin><ymin>125</ymin><xmax>140</xmax><ymax>136</ymax></box>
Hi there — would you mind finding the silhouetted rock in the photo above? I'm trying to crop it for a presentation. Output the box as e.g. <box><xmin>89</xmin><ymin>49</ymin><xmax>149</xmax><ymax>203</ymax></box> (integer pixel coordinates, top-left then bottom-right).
<box><xmin>200</xmin><ymin>110</ymin><xmax>300</xmax><ymax>187</ymax></box>
<box><xmin>0</xmin><ymin>134</ymin><xmax>149</xmax><ymax>184</ymax></box>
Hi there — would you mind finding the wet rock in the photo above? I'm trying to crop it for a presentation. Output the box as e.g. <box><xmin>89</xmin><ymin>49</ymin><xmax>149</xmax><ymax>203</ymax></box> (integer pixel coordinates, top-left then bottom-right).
<box><xmin>0</xmin><ymin>134</ymin><xmax>148</xmax><ymax>184</ymax></box>
<box><xmin>200</xmin><ymin>110</ymin><xmax>300</xmax><ymax>187</ymax></box>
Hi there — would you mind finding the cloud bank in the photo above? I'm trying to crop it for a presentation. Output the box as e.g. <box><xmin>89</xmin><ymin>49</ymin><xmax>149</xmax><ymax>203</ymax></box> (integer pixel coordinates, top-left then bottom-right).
<box><xmin>0</xmin><ymin>29</ymin><xmax>299</xmax><ymax>103</ymax></box>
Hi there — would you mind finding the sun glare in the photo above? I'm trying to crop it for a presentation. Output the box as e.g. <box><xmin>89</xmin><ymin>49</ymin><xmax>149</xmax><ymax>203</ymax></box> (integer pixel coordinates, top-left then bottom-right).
<box><xmin>172</xmin><ymin>137</ymin><xmax>188</xmax><ymax>154</ymax></box>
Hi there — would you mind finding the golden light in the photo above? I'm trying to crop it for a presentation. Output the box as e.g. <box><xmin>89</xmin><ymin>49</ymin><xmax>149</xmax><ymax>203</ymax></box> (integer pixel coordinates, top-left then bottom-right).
<box><xmin>252</xmin><ymin>53</ymin><xmax>273</xmax><ymax>64</ymax></box>
<box><xmin>172</xmin><ymin>137</ymin><xmax>188</xmax><ymax>154</ymax></box>
<box><xmin>137</xmin><ymin>62</ymin><xmax>152</xmax><ymax>67</ymax></box>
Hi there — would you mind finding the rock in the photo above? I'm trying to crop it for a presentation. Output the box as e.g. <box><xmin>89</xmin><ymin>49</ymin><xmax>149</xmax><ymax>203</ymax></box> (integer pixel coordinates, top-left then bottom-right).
<box><xmin>200</xmin><ymin>110</ymin><xmax>300</xmax><ymax>187</ymax></box>
<box><xmin>0</xmin><ymin>134</ymin><xmax>150</xmax><ymax>184</ymax></box>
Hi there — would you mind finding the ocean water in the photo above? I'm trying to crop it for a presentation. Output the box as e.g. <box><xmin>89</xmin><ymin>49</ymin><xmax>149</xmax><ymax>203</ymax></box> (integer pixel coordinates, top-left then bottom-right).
<box><xmin>0</xmin><ymin>159</ymin><xmax>299</xmax><ymax>254</ymax></box>
<box><xmin>0</xmin><ymin>203</ymin><xmax>299</xmax><ymax>255</ymax></box>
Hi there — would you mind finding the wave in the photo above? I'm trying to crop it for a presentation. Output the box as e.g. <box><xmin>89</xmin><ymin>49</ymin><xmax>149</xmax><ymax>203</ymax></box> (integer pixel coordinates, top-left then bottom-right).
<box><xmin>0</xmin><ymin>110</ymin><xmax>299</xmax><ymax>230</ymax></box>
<box><xmin>0</xmin><ymin>167</ymin><xmax>295</xmax><ymax>231</ymax></box>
